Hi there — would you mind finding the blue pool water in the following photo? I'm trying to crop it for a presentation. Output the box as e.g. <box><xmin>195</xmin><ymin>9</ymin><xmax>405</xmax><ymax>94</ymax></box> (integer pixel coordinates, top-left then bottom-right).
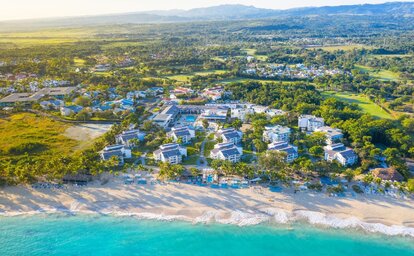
<box><xmin>0</xmin><ymin>215</ymin><xmax>413</xmax><ymax>256</ymax></box>
<box><xmin>185</xmin><ymin>115</ymin><xmax>196</xmax><ymax>122</ymax></box>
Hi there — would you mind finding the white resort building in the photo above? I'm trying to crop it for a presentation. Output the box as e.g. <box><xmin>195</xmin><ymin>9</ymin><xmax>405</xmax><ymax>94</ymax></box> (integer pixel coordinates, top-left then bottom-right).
<box><xmin>298</xmin><ymin>115</ymin><xmax>325</xmax><ymax>132</ymax></box>
<box><xmin>315</xmin><ymin>126</ymin><xmax>344</xmax><ymax>145</ymax></box>
<box><xmin>324</xmin><ymin>143</ymin><xmax>358</xmax><ymax>166</ymax></box>
<box><xmin>167</xmin><ymin>126</ymin><xmax>196</xmax><ymax>144</ymax></box>
<box><xmin>263</xmin><ymin>125</ymin><xmax>291</xmax><ymax>143</ymax></box>
<box><xmin>268</xmin><ymin>141</ymin><xmax>299</xmax><ymax>163</ymax></box>
<box><xmin>153</xmin><ymin>143</ymin><xmax>187</xmax><ymax>164</ymax></box>
<box><xmin>215</xmin><ymin>128</ymin><xmax>243</xmax><ymax>145</ymax></box>
<box><xmin>116</xmin><ymin>129</ymin><xmax>146</xmax><ymax>147</ymax></box>
<box><xmin>100</xmin><ymin>145</ymin><xmax>132</xmax><ymax>165</ymax></box>
<box><xmin>210</xmin><ymin>142</ymin><xmax>243</xmax><ymax>163</ymax></box>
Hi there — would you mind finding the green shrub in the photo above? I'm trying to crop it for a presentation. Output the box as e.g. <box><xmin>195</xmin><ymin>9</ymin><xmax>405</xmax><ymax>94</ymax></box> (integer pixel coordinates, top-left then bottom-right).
<box><xmin>7</xmin><ymin>142</ymin><xmax>47</xmax><ymax>155</ymax></box>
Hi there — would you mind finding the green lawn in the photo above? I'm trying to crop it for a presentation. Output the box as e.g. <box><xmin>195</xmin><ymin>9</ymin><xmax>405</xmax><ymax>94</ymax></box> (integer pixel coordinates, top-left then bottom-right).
<box><xmin>182</xmin><ymin>155</ymin><xmax>199</xmax><ymax>165</ymax></box>
<box><xmin>367</xmin><ymin>54</ymin><xmax>412</xmax><ymax>59</ymax></box>
<box><xmin>243</xmin><ymin>48</ymin><xmax>268</xmax><ymax>61</ymax></box>
<box><xmin>355</xmin><ymin>65</ymin><xmax>400</xmax><ymax>81</ymax></box>
<box><xmin>204</xmin><ymin>141</ymin><xmax>216</xmax><ymax>157</ymax></box>
<box><xmin>211</xmin><ymin>56</ymin><xmax>226</xmax><ymax>62</ymax></box>
<box><xmin>167</xmin><ymin>70</ymin><xmax>229</xmax><ymax>82</ymax></box>
<box><xmin>310</xmin><ymin>44</ymin><xmax>373</xmax><ymax>52</ymax></box>
<box><xmin>101</xmin><ymin>41</ymin><xmax>145</xmax><ymax>50</ymax></box>
<box><xmin>0</xmin><ymin>38</ymin><xmax>82</xmax><ymax>49</ymax></box>
<box><xmin>73</xmin><ymin>57</ymin><xmax>86</xmax><ymax>67</ymax></box>
<box><xmin>217</xmin><ymin>77</ymin><xmax>297</xmax><ymax>84</ymax></box>
<box><xmin>322</xmin><ymin>91</ymin><xmax>394</xmax><ymax>119</ymax></box>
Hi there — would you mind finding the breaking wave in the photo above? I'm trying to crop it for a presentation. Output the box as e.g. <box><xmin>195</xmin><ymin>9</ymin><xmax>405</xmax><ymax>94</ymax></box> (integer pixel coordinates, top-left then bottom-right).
<box><xmin>1</xmin><ymin>207</ymin><xmax>413</xmax><ymax>238</ymax></box>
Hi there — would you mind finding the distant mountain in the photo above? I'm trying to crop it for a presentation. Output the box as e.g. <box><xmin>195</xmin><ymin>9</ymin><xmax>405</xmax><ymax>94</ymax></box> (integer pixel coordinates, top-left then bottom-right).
<box><xmin>143</xmin><ymin>2</ymin><xmax>414</xmax><ymax>19</ymax></box>
<box><xmin>285</xmin><ymin>2</ymin><xmax>414</xmax><ymax>16</ymax></box>
<box><xmin>144</xmin><ymin>4</ymin><xmax>280</xmax><ymax>19</ymax></box>
<box><xmin>1</xmin><ymin>2</ymin><xmax>414</xmax><ymax>31</ymax></box>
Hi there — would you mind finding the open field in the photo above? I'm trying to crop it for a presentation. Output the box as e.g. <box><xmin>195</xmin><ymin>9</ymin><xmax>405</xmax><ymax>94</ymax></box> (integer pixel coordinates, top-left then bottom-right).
<box><xmin>355</xmin><ymin>65</ymin><xmax>400</xmax><ymax>81</ymax></box>
<box><xmin>243</xmin><ymin>48</ymin><xmax>268</xmax><ymax>61</ymax></box>
<box><xmin>0</xmin><ymin>113</ymin><xmax>80</xmax><ymax>160</ymax></box>
<box><xmin>0</xmin><ymin>38</ymin><xmax>85</xmax><ymax>49</ymax></box>
<box><xmin>101</xmin><ymin>41</ymin><xmax>146</xmax><ymax>50</ymax></box>
<box><xmin>73</xmin><ymin>57</ymin><xmax>86</xmax><ymax>67</ymax></box>
<box><xmin>322</xmin><ymin>91</ymin><xmax>394</xmax><ymax>119</ymax></box>
<box><xmin>308</xmin><ymin>44</ymin><xmax>373</xmax><ymax>52</ymax></box>
<box><xmin>217</xmin><ymin>77</ymin><xmax>300</xmax><ymax>84</ymax></box>
<box><xmin>167</xmin><ymin>70</ymin><xmax>229</xmax><ymax>82</ymax></box>
<box><xmin>368</xmin><ymin>54</ymin><xmax>413</xmax><ymax>59</ymax></box>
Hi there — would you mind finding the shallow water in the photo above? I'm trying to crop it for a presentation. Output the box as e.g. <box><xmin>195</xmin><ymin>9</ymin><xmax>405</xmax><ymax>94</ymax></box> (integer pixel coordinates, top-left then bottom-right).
<box><xmin>0</xmin><ymin>215</ymin><xmax>413</xmax><ymax>256</ymax></box>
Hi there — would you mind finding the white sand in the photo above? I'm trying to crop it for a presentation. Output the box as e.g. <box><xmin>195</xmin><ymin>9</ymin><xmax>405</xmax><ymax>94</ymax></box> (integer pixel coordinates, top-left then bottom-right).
<box><xmin>1</xmin><ymin>178</ymin><xmax>414</xmax><ymax>236</ymax></box>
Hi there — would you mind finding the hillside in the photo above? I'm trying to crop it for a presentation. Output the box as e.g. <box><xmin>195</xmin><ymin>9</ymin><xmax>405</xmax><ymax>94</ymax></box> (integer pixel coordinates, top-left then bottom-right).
<box><xmin>0</xmin><ymin>2</ymin><xmax>414</xmax><ymax>31</ymax></box>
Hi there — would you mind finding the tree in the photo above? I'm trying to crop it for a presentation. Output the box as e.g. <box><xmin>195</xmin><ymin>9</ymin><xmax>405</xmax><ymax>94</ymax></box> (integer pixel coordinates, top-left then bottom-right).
<box><xmin>258</xmin><ymin>151</ymin><xmax>289</xmax><ymax>182</ymax></box>
<box><xmin>253</xmin><ymin>139</ymin><xmax>267</xmax><ymax>153</ymax></box>
<box><xmin>202</xmin><ymin>119</ymin><xmax>209</xmax><ymax>129</ymax></box>
<box><xmin>305</xmin><ymin>132</ymin><xmax>327</xmax><ymax>148</ymax></box>
<box><xmin>407</xmin><ymin>179</ymin><xmax>414</xmax><ymax>193</ymax></box>
<box><xmin>142</xmin><ymin>120</ymin><xmax>155</xmax><ymax>131</ymax></box>
<box><xmin>158</xmin><ymin>162</ymin><xmax>184</xmax><ymax>180</ymax></box>
<box><xmin>189</xmin><ymin>167</ymin><xmax>200</xmax><ymax>177</ymax></box>
<box><xmin>229</xmin><ymin>118</ymin><xmax>242</xmax><ymax>129</ymax></box>
<box><xmin>75</xmin><ymin>109</ymin><xmax>91</xmax><ymax>121</ymax></box>
<box><xmin>401</xmin><ymin>118</ymin><xmax>414</xmax><ymax>133</ymax></box>
<box><xmin>74</xmin><ymin>96</ymin><xmax>91</xmax><ymax>107</ymax></box>
<box><xmin>309</xmin><ymin>146</ymin><xmax>324</xmax><ymax>158</ymax></box>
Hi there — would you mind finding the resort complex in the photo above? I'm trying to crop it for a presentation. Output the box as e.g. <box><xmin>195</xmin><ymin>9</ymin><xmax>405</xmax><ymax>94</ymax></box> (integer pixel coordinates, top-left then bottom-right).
<box><xmin>0</xmin><ymin>2</ymin><xmax>414</xmax><ymax>253</ymax></box>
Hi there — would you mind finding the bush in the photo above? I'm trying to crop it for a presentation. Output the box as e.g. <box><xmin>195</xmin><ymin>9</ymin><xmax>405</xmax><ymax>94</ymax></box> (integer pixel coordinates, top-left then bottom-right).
<box><xmin>7</xmin><ymin>142</ymin><xmax>47</xmax><ymax>155</ymax></box>
<box><xmin>327</xmin><ymin>185</ymin><xmax>345</xmax><ymax>194</ymax></box>
<box><xmin>308</xmin><ymin>183</ymin><xmax>323</xmax><ymax>192</ymax></box>
<box><xmin>187</xmin><ymin>147</ymin><xmax>198</xmax><ymax>156</ymax></box>
<box><xmin>407</xmin><ymin>179</ymin><xmax>414</xmax><ymax>193</ymax></box>
<box><xmin>352</xmin><ymin>185</ymin><xmax>364</xmax><ymax>194</ymax></box>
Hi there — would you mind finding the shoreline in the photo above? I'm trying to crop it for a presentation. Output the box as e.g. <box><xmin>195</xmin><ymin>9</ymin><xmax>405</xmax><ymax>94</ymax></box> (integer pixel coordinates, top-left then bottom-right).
<box><xmin>1</xmin><ymin>179</ymin><xmax>414</xmax><ymax>238</ymax></box>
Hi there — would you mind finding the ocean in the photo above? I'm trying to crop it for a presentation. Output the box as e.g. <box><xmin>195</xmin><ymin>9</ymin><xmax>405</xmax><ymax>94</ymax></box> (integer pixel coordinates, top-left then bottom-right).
<box><xmin>0</xmin><ymin>215</ymin><xmax>413</xmax><ymax>256</ymax></box>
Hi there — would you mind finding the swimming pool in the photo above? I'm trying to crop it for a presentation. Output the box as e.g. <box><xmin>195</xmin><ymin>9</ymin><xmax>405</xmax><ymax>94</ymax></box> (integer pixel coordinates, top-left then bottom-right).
<box><xmin>185</xmin><ymin>115</ymin><xmax>196</xmax><ymax>122</ymax></box>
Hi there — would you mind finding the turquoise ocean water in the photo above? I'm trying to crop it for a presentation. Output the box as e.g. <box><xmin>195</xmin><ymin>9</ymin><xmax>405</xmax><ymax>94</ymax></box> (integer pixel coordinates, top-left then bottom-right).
<box><xmin>0</xmin><ymin>215</ymin><xmax>413</xmax><ymax>256</ymax></box>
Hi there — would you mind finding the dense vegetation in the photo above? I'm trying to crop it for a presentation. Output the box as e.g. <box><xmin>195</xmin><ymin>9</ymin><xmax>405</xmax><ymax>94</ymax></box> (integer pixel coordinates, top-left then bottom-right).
<box><xmin>0</xmin><ymin>13</ymin><xmax>413</xmax><ymax>185</ymax></box>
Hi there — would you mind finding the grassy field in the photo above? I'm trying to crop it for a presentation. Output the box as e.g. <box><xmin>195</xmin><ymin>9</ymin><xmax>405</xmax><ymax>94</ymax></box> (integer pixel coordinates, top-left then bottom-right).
<box><xmin>368</xmin><ymin>54</ymin><xmax>412</xmax><ymax>59</ymax></box>
<box><xmin>309</xmin><ymin>44</ymin><xmax>373</xmax><ymax>52</ymax></box>
<box><xmin>73</xmin><ymin>57</ymin><xmax>86</xmax><ymax>67</ymax></box>
<box><xmin>217</xmin><ymin>77</ymin><xmax>299</xmax><ymax>84</ymax></box>
<box><xmin>0</xmin><ymin>113</ymin><xmax>79</xmax><ymax>160</ymax></box>
<box><xmin>101</xmin><ymin>41</ymin><xmax>145</xmax><ymax>50</ymax></box>
<box><xmin>243</xmin><ymin>48</ymin><xmax>268</xmax><ymax>61</ymax></box>
<box><xmin>322</xmin><ymin>91</ymin><xmax>394</xmax><ymax>119</ymax></box>
<box><xmin>0</xmin><ymin>38</ymin><xmax>84</xmax><ymax>49</ymax></box>
<box><xmin>167</xmin><ymin>70</ymin><xmax>229</xmax><ymax>82</ymax></box>
<box><xmin>355</xmin><ymin>65</ymin><xmax>400</xmax><ymax>81</ymax></box>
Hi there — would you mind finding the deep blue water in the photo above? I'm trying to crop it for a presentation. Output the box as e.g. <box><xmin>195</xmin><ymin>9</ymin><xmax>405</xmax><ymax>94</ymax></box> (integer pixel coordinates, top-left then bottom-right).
<box><xmin>0</xmin><ymin>215</ymin><xmax>413</xmax><ymax>256</ymax></box>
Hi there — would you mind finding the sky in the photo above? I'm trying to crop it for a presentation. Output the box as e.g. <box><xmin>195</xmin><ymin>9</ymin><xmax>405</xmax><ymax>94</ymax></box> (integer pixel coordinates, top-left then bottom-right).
<box><xmin>0</xmin><ymin>0</ymin><xmax>412</xmax><ymax>21</ymax></box>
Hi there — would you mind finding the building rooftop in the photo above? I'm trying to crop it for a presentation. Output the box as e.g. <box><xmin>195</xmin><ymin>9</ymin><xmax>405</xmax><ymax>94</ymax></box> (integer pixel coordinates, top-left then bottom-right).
<box><xmin>268</xmin><ymin>141</ymin><xmax>297</xmax><ymax>155</ymax></box>
<box><xmin>33</xmin><ymin>87</ymin><xmax>76</xmax><ymax>97</ymax></box>
<box><xmin>153</xmin><ymin>114</ymin><xmax>173</xmax><ymax>122</ymax></box>
<box><xmin>0</xmin><ymin>93</ymin><xmax>42</xmax><ymax>103</ymax></box>
<box><xmin>264</xmin><ymin>125</ymin><xmax>291</xmax><ymax>134</ymax></box>
<box><xmin>337</xmin><ymin>149</ymin><xmax>357</xmax><ymax>160</ymax></box>
<box><xmin>316</xmin><ymin>126</ymin><xmax>343</xmax><ymax>137</ymax></box>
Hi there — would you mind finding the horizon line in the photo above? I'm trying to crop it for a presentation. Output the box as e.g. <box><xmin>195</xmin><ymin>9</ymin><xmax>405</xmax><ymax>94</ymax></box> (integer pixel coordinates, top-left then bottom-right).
<box><xmin>0</xmin><ymin>1</ymin><xmax>409</xmax><ymax>23</ymax></box>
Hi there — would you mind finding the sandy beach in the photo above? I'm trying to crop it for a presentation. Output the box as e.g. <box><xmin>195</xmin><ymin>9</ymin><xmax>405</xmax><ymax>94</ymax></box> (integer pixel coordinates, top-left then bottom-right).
<box><xmin>1</xmin><ymin>177</ymin><xmax>414</xmax><ymax>237</ymax></box>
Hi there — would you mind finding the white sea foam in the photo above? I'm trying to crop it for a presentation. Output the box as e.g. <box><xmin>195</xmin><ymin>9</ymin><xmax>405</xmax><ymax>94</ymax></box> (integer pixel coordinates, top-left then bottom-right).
<box><xmin>1</xmin><ymin>207</ymin><xmax>413</xmax><ymax>238</ymax></box>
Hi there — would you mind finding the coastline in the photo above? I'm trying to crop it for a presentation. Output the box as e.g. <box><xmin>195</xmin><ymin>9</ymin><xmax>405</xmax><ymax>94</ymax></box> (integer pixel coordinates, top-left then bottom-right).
<box><xmin>1</xmin><ymin>178</ymin><xmax>414</xmax><ymax>238</ymax></box>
